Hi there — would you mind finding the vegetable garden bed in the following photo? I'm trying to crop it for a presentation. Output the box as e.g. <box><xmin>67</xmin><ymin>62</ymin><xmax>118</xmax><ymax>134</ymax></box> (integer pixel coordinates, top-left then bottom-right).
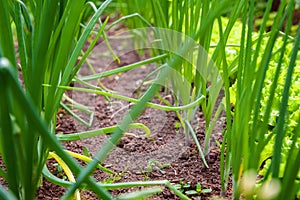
<box><xmin>0</xmin><ymin>0</ymin><xmax>299</xmax><ymax>199</ymax></box>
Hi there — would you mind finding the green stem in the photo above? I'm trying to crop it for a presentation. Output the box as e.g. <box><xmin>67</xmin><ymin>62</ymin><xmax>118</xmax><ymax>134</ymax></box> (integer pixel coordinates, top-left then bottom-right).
<box><xmin>57</xmin><ymin>123</ymin><xmax>151</xmax><ymax>141</ymax></box>
<box><xmin>56</xmin><ymin>85</ymin><xmax>205</xmax><ymax>112</ymax></box>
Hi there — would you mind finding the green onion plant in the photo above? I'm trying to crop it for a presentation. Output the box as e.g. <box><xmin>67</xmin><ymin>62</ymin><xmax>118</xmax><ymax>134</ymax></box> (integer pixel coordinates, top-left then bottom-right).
<box><xmin>221</xmin><ymin>0</ymin><xmax>300</xmax><ymax>199</ymax></box>
<box><xmin>117</xmin><ymin>0</ymin><xmax>238</xmax><ymax>166</ymax></box>
<box><xmin>0</xmin><ymin>0</ymin><xmax>118</xmax><ymax>199</ymax></box>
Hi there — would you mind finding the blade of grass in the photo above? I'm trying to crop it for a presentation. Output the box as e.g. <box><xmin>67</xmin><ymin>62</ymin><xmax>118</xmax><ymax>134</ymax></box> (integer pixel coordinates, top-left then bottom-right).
<box><xmin>185</xmin><ymin>119</ymin><xmax>208</xmax><ymax>168</ymax></box>
<box><xmin>0</xmin><ymin>0</ymin><xmax>17</xmax><ymax>69</ymax></box>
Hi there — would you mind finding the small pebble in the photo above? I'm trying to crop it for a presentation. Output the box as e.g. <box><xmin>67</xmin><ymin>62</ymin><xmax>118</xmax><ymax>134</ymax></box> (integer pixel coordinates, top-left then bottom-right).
<box><xmin>179</xmin><ymin>152</ymin><xmax>189</xmax><ymax>160</ymax></box>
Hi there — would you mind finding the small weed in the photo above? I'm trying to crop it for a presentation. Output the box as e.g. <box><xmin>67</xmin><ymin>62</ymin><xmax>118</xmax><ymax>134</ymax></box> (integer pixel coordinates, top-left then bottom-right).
<box><xmin>147</xmin><ymin>159</ymin><xmax>171</xmax><ymax>174</ymax></box>
<box><xmin>102</xmin><ymin>170</ymin><xmax>127</xmax><ymax>184</ymax></box>
<box><xmin>174</xmin><ymin>121</ymin><xmax>181</xmax><ymax>129</ymax></box>
<box><xmin>139</xmin><ymin>159</ymin><xmax>171</xmax><ymax>181</ymax></box>
<box><xmin>140</xmin><ymin>167</ymin><xmax>150</xmax><ymax>181</ymax></box>
<box><xmin>83</xmin><ymin>146</ymin><xmax>91</xmax><ymax>157</ymax></box>
<box><xmin>51</xmin><ymin>163</ymin><xmax>67</xmax><ymax>181</ymax></box>
<box><xmin>174</xmin><ymin>181</ymin><xmax>212</xmax><ymax>197</ymax></box>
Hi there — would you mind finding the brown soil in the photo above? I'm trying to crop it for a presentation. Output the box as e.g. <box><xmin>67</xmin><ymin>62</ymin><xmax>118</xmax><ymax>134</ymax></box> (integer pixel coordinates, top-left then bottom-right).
<box><xmin>35</xmin><ymin>26</ymin><xmax>232</xmax><ymax>200</ymax></box>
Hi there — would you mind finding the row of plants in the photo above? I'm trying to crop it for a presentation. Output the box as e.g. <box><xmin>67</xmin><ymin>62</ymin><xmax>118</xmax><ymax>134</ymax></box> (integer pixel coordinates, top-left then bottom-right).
<box><xmin>117</xmin><ymin>0</ymin><xmax>300</xmax><ymax>198</ymax></box>
<box><xmin>0</xmin><ymin>0</ymin><xmax>299</xmax><ymax>199</ymax></box>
